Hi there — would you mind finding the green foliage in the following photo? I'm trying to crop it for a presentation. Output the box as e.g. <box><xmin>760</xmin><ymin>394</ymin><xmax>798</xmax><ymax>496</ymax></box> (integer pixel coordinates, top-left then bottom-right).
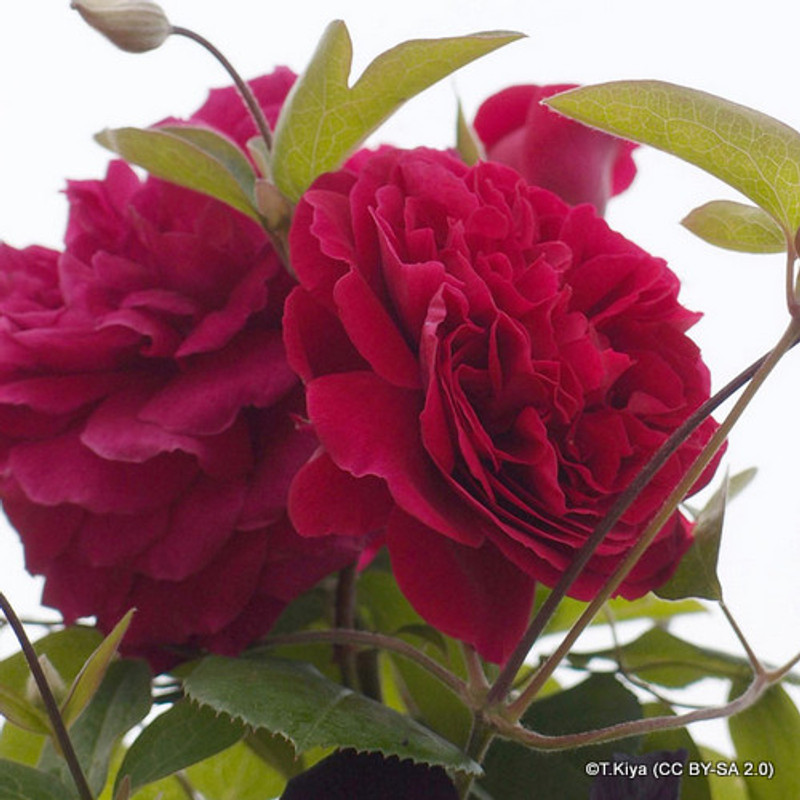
<box><xmin>183</xmin><ymin>653</ymin><xmax>480</xmax><ymax>776</ymax></box>
<box><xmin>568</xmin><ymin>627</ymin><xmax>756</xmax><ymax>688</ymax></box>
<box><xmin>479</xmin><ymin>674</ymin><xmax>642</xmax><ymax>799</ymax></box>
<box><xmin>0</xmin><ymin>759</ymin><xmax>72</xmax><ymax>799</ymax></box>
<box><xmin>38</xmin><ymin>660</ymin><xmax>152</xmax><ymax>798</ymax></box>
<box><xmin>270</xmin><ymin>21</ymin><xmax>522</xmax><ymax>200</ymax></box>
<box><xmin>698</xmin><ymin>746</ymin><xmax>749</xmax><ymax>800</ymax></box>
<box><xmin>682</xmin><ymin>200</ymin><xmax>787</xmax><ymax>254</ymax></box>
<box><xmin>728</xmin><ymin>682</ymin><xmax>800</xmax><ymax>800</ymax></box>
<box><xmin>456</xmin><ymin>101</ymin><xmax>484</xmax><ymax>165</ymax></box>
<box><xmin>544</xmin><ymin>80</ymin><xmax>800</xmax><ymax>235</ymax></box>
<box><xmin>95</xmin><ymin>126</ymin><xmax>260</xmax><ymax>220</ymax></box>
<box><xmin>116</xmin><ymin>700</ymin><xmax>244</xmax><ymax>795</ymax></box>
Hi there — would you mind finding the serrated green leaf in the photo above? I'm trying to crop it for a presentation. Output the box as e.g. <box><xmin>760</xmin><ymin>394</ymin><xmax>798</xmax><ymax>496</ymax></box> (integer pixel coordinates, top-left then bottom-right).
<box><xmin>0</xmin><ymin>758</ymin><xmax>72</xmax><ymax>799</ymax></box>
<box><xmin>245</xmin><ymin>728</ymin><xmax>303</xmax><ymax>780</ymax></box>
<box><xmin>568</xmin><ymin>627</ymin><xmax>753</xmax><ymax>688</ymax></box>
<box><xmin>729</xmin><ymin>681</ymin><xmax>800</xmax><ymax>799</ymax></box>
<box><xmin>116</xmin><ymin>700</ymin><xmax>244</xmax><ymax>795</ymax></box>
<box><xmin>456</xmin><ymin>101</ymin><xmax>484</xmax><ymax>165</ymax></box>
<box><xmin>39</xmin><ymin>660</ymin><xmax>152</xmax><ymax>798</ymax></box>
<box><xmin>682</xmin><ymin>200</ymin><xmax>787</xmax><ymax>253</ymax></box>
<box><xmin>657</xmin><ymin>473</ymin><xmax>728</xmax><ymax>601</ymax></box>
<box><xmin>185</xmin><ymin>739</ymin><xmax>286</xmax><ymax>800</ymax></box>
<box><xmin>480</xmin><ymin>674</ymin><xmax>641</xmax><ymax>799</ymax></box>
<box><xmin>61</xmin><ymin>609</ymin><xmax>135</xmax><ymax>729</ymax></box>
<box><xmin>544</xmin><ymin>81</ymin><xmax>800</xmax><ymax>233</ymax></box>
<box><xmin>0</xmin><ymin>685</ymin><xmax>51</xmax><ymax>736</ymax></box>
<box><xmin>271</xmin><ymin>22</ymin><xmax>523</xmax><ymax>200</ymax></box>
<box><xmin>183</xmin><ymin>654</ymin><xmax>479</xmax><ymax>776</ymax></box>
<box><xmin>95</xmin><ymin>126</ymin><xmax>260</xmax><ymax>220</ymax></box>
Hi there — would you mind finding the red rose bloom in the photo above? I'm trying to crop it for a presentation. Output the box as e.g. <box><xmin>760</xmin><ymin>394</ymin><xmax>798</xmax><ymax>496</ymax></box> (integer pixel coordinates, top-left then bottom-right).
<box><xmin>0</xmin><ymin>70</ymin><xmax>358</xmax><ymax>668</ymax></box>
<box><xmin>473</xmin><ymin>84</ymin><xmax>638</xmax><ymax>213</ymax></box>
<box><xmin>285</xmin><ymin>147</ymin><xmax>720</xmax><ymax>663</ymax></box>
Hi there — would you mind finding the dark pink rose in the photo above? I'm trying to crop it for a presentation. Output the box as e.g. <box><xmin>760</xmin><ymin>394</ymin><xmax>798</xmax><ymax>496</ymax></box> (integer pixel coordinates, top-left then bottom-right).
<box><xmin>285</xmin><ymin>147</ymin><xmax>721</xmax><ymax>663</ymax></box>
<box><xmin>0</xmin><ymin>70</ymin><xmax>358</xmax><ymax>668</ymax></box>
<box><xmin>473</xmin><ymin>84</ymin><xmax>638</xmax><ymax>213</ymax></box>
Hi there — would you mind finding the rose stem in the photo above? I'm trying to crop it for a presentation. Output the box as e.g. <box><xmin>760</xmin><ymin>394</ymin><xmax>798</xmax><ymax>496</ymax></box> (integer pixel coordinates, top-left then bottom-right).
<box><xmin>487</xmin><ymin>326</ymin><xmax>800</xmax><ymax>707</ymax></box>
<box><xmin>0</xmin><ymin>593</ymin><xmax>94</xmax><ymax>800</ymax></box>
<box><xmin>506</xmin><ymin>316</ymin><xmax>800</xmax><ymax>719</ymax></box>
<box><xmin>169</xmin><ymin>26</ymin><xmax>273</xmax><ymax>152</ymax></box>
<box><xmin>332</xmin><ymin>564</ymin><xmax>360</xmax><ymax>690</ymax></box>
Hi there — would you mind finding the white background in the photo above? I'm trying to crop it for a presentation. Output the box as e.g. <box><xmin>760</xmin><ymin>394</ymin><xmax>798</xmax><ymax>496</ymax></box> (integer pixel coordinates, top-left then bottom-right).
<box><xmin>1</xmin><ymin>0</ymin><xmax>799</xmax><ymax>752</ymax></box>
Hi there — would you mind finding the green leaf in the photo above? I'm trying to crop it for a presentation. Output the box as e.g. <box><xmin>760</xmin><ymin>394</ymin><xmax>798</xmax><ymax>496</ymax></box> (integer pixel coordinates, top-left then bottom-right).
<box><xmin>95</xmin><ymin>126</ymin><xmax>260</xmax><ymax>220</ymax></box>
<box><xmin>0</xmin><ymin>685</ymin><xmax>52</xmax><ymax>736</ymax></box>
<box><xmin>271</xmin><ymin>22</ymin><xmax>523</xmax><ymax>200</ymax></box>
<box><xmin>0</xmin><ymin>718</ymin><xmax>46</xmax><ymax>766</ymax></box>
<box><xmin>0</xmin><ymin>759</ymin><xmax>72</xmax><ymax>799</ymax></box>
<box><xmin>185</xmin><ymin>739</ymin><xmax>286</xmax><ymax>800</ymax></box>
<box><xmin>479</xmin><ymin>674</ymin><xmax>641</xmax><ymax>799</ymax></box>
<box><xmin>568</xmin><ymin>627</ymin><xmax>754</xmax><ymax>688</ymax></box>
<box><xmin>698</xmin><ymin>746</ymin><xmax>749</xmax><ymax>800</ymax></box>
<box><xmin>183</xmin><ymin>654</ymin><xmax>479</xmax><ymax>776</ymax></box>
<box><xmin>39</xmin><ymin>660</ymin><xmax>152</xmax><ymax>798</ymax></box>
<box><xmin>657</xmin><ymin>472</ymin><xmax>728</xmax><ymax>601</ymax></box>
<box><xmin>456</xmin><ymin>101</ymin><xmax>484</xmax><ymax>165</ymax></box>
<box><xmin>544</xmin><ymin>81</ymin><xmax>800</xmax><ymax>234</ymax></box>
<box><xmin>728</xmin><ymin>681</ymin><xmax>800</xmax><ymax>799</ymax></box>
<box><xmin>61</xmin><ymin>609</ymin><xmax>135</xmax><ymax>729</ymax></box>
<box><xmin>245</xmin><ymin>728</ymin><xmax>303</xmax><ymax>780</ymax></box>
<box><xmin>682</xmin><ymin>200</ymin><xmax>787</xmax><ymax>253</ymax></box>
<box><xmin>116</xmin><ymin>700</ymin><xmax>245</xmax><ymax>795</ymax></box>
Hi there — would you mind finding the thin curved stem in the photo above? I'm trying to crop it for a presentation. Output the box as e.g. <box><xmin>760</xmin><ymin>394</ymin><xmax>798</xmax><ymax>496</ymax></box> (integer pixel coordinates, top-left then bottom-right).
<box><xmin>261</xmin><ymin>628</ymin><xmax>468</xmax><ymax>699</ymax></box>
<box><xmin>169</xmin><ymin>26</ymin><xmax>273</xmax><ymax>152</ymax></box>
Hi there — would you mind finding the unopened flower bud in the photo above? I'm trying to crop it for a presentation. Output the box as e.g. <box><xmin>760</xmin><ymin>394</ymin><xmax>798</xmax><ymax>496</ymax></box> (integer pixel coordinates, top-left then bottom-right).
<box><xmin>71</xmin><ymin>0</ymin><xmax>171</xmax><ymax>53</ymax></box>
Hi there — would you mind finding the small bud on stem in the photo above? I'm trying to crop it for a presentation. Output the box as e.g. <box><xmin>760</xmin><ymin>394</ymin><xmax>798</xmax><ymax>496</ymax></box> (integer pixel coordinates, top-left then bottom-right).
<box><xmin>71</xmin><ymin>0</ymin><xmax>171</xmax><ymax>53</ymax></box>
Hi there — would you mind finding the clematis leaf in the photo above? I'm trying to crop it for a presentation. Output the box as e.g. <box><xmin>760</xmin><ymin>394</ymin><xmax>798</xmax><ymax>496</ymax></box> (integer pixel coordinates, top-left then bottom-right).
<box><xmin>39</xmin><ymin>660</ymin><xmax>152</xmax><ymax>798</ymax></box>
<box><xmin>0</xmin><ymin>759</ymin><xmax>72</xmax><ymax>799</ymax></box>
<box><xmin>456</xmin><ymin>101</ymin><xmax>484</xmax><ymax>165</ymax></box>
<box><xmin>544</xmin><ymin>81</ymin><xmax>800</xmax><ymax>234</ymax></box>
<box><xmin>95</xmin><ymin>126</ymin><xmax>260</xmax><ymax>220</ymax></box>
<box><xmin>698</xmin><ymin>746</ymin><xmax>749</xmax><ymax>800</ymax></box>
<box><xmin>60</xmin><ymin>608</ymin><xmax>135</xmax><ymax>729</ymax></box>
<box><xmin>568</xmin><ymin>628</ymin><xmax>764</xmax><ymax>689</ymax></box>
<box><xmin>183</xmin><ymin>654</ymin><xmax>481</xmax><ymax>776</ymax></box>
<box><xmin>729</xmin><ymin>681</ymin><xmax>800</xmax><ymax>799</ymax></box>
<box><xmin>115</xmin><ymin>700</ymin><xmax>245</xmax><ymax>795</ymax></box>
<box><xmin>480</xmin><ymin>674</ymin><xmax>641</xmax><ymax>799</ymax></box>
<box><xmin>682</xmin><ymin>200</ymin><xmax>787</xmax><ymax>253</ymax></box>
<box><xmin>657</xmin><ymin>474</ymin><xmax>729</xmax><ymax>601</ymax></box>
<box><xmin>270</xmin><ymin>21</ymin><xmax>523</xmax><ymax>201</ymax></box>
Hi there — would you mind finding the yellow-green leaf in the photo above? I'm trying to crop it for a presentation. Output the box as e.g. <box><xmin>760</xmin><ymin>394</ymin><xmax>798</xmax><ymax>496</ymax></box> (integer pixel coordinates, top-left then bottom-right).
<box><xmin>456</xmin><ymin>101</ymin><xmax>484</xmax><ymax>165</ymax></box>
<box><xmin>60</xmin><ymin>609</ymin><xmax>135</xmax><ymax>729</ymax></box>
<box><xmin>545</xmin><ymin>81</ymin><xmax>800</xmax><ymax>234</ymax></box>
<box><xmin>271</xmin><ymin>21</ymin><xmax>523</xmax><ymax>201</ymax></box>
<box><xmin>682</xmin><ymin>200</ymin><xmax>787</xmax><ymax>253</ymax></box>
<box><xmin>0</xmin><ymin>685</ymin><xmax>51</xmax><ymax>736</ymax></box>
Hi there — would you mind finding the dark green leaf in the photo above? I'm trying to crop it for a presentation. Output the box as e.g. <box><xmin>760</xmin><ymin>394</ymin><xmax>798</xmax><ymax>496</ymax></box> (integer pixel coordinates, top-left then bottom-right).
<box><xmin>116</xmin><ymin>699</ymin><xmax>244</xmax><ymax>795</ymax></box>
<box><xmin>185</xmin><ymin>739</ymin><xmax>286</xmax><ymax>800</ymax></box>
<box><xmin>270</xmin><ymin>22</ymin><xmax>523</xmax><ymax>200</ymax></box>
<box><xmin>95</xmin><ymin>126</ymin><xmax>260</xmax><ymax>220</ymax></box>
<box><xmin>39</xmin><ymin>660</ymin><xmax>152</xmax><ymax>797</ymax></box>
<box><xmin>245</xmin><ymin>728</ymin><xmax>303</xmax><ymax>779</ymax></box>
<box><xmin>657</xmin><ymin>473</ymin><xmax>728</xmax><ymax>601</ymax></box>
<box><xmin>0</xmin><ymin>759</ymin><xmax>72</xmax><ymax>799</ymax></box>
<box><xmin>544</xmin><ymin>81</ymin><xmax>800</xmax><ymax>233</ymax></box>
<box><xmin>682</xmin><ymin>200</ymin><xmax>787</xmax><ymax>253</ymax></box>
<box><xmin>183</xmin><ymin>654</ymin><xmax>480</xmax><ymax>776</ymax></box>
<box><xmin>479</xmin><ymin>674</ymin><xmax>642</xmax><ymax>799</ymax></box>
<box><xmin>728</xmin><ymin>681</ymin><xmax>800</xmax><ymax>799</ymax></box>
<box><xmin>568</xmin><ymin>627</ymin><xmax>753</xmax><ymax>688</ymax></box>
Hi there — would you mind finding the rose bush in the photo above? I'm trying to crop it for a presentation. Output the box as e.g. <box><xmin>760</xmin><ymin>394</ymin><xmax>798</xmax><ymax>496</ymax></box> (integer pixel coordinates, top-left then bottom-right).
<box><xmin>285</xmin><ymin>146</ymin><xmax>721</xmax><ymax>663</ymax></box>
<box><xmin>0</xmin><ymin>70</ymin><xmax>358</xmax><ymax>668</ymax></box>
<box><xmin>473</xmin><ymin>84</ymin><xmax>638</xmax><ymax>213</ymax></box>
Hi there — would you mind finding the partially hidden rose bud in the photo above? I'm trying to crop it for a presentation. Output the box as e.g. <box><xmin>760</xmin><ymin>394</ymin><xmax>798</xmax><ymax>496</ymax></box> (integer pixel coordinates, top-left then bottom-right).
<box><xmin>71</xmin><ymin>0</ymin><xmax>172</xmax><ymax>53</ymax></box>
